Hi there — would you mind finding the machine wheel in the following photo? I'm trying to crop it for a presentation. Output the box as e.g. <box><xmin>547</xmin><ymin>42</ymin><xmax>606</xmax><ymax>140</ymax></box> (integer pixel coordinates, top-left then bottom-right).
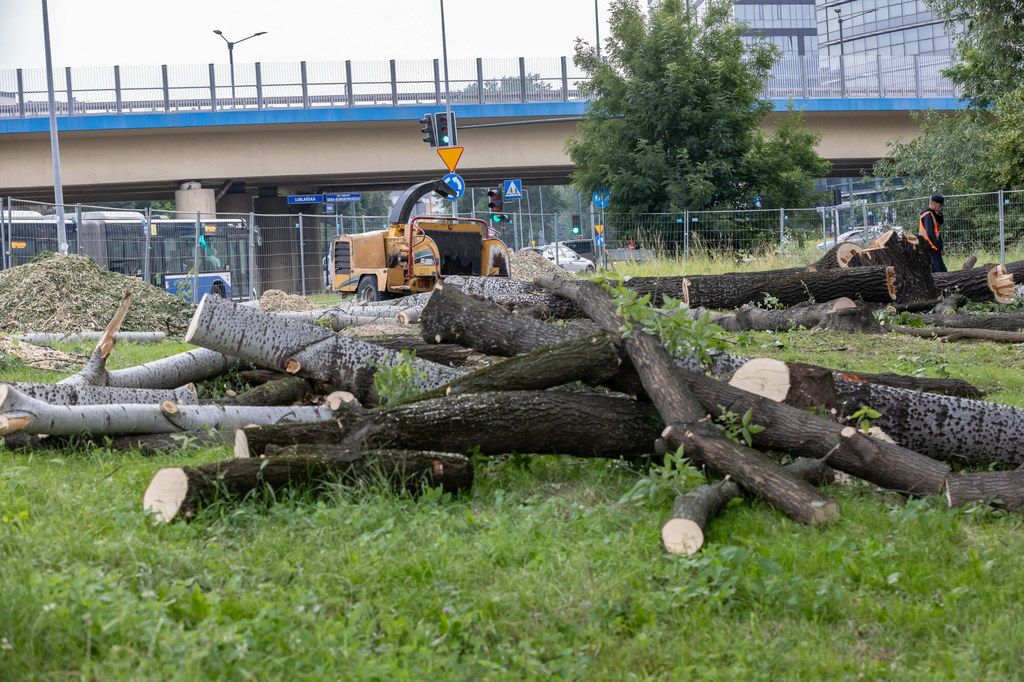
<box><xmin>356</xmin><ymin>276</ymin><xmax>381</xmax><ymax>303</ymax></box>
<box><xmin>210</xmin><ymin>279</ymin><xmax>228</xmax><ymax>298</ymax></box>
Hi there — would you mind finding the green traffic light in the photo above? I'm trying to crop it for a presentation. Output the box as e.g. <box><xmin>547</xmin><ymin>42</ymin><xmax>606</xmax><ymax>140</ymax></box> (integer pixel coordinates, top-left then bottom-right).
<box><xmin>491</xmin><ymin>214</ymin><xmax>501</xmax><ymax>223</ymax></box>
<box><xmin>441</xmin><ymin>134</ymin><xmax>450</xmax><ymax>145</ymax></box>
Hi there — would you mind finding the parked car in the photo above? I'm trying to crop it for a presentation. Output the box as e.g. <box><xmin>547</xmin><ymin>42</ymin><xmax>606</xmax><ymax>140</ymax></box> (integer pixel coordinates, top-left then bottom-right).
<box><xmin>815</xmin><ymin>225</ymin><xmax>900</xmax><ymax>250</ymax></box>
<box><xmin>542</xmin><ymin>243</ymin><xmax>595</xmax><ymax>273</ymax></box>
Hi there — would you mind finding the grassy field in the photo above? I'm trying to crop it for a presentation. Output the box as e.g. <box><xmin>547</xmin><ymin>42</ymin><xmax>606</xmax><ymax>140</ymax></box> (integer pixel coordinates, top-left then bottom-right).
<box><xmin>3</xmin><ymin>254</ymin><xmax>1024</xmax><ymax>680</ymax></box>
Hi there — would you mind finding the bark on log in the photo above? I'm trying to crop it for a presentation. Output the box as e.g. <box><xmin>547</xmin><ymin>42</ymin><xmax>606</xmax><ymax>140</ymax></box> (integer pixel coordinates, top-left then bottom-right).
<box><xmin>61</xmin><ymin>347</ymin><xmax>240</xmax><ymax>390</ymax></box>
<box><xmin>210</xmin><ymin>376</ymin><xmax>312</xmax><ymax>407</ymax></box>
<box><xmin>276</xmin><ymin>301</ymin><xmax>426</xmax><ymax>331</ymax></box>
<box><xmin>933</xmin><ymin>264</ymin><xmax>1014</xmax><ymax>303</ymax></box>
<box><xmin>104</xmin><ymin>430</ymin><xmax>235</xmax><ymax>455</ymax></box>
<box><xmin>235</xmin><ymin>390</ymin><xmax>662</xmax><ymax>460</ymax></box>
<box><xmin>945</xmin><ymin>470</ymin><xmax>1024</xmax><ymax>511</ymax></box>
<box><xmin>13</xmin><ymin>332</ymin><xmax>167</xmax><ymax>345</ymax></box>
<box><xmin>0</xmin><ymin>383</ymin><xmax>342</xmax><ymax>437</ymax></box>
<box><xmin>832</xmin><ymin>379</ymin><xmax>1024</xmax><ymax>468</ymax></box>
<box><xmin>661</xmin><ymin>457</ymin><xmax>836</xmax><ymax>555</ymax></box>
<box><xmin>185</xmin><ymin>294</ymin><xmax>459</xmax><ymax>405</ymax></box>
<box><xmin>845</xmin><ymin>230</ymin><xmax>936</xmax><ymax>305</ymax></box>
<box><xmin>619</xmin><ymin>267</ymin><xmax>810</xmax><ymax>307</ymax></box>
<box><xmin>2</xmin><ymin>382</ymin><xmax>197</xmax><ymax>406</ymax></box>
<box><xmin>143</xmin><ymin>449</ymin><xmax>474</xmax><ymax>523</ymax></box>
<box><xmin>961</xmin><ymin>256</ymin><xmax>978</xmax><ymax>271</ymax></box>
<box><xmin>537</xmin><ymin>275</ymin><xmax>840</xmax><ymax>525</ymax></box>
<box><xmin>910</xmin><ymin>312</ymin><xmax>1024</xmax><ymax>331</ymax></box>
<box><xmin>883</xmin><ymin>325</ymin><xmax>1024</xmax><ymax>343</ymax></box>
<box><xmin>365</xmin><ymin>336</ymin><xmax>476</xmax><ymax>367</ymax></box>
<box><xmin>815</xmin><ymin>306</ymin><xmax>884</xmax><ymax>333</ymax></box>
<box><xmin>711</xmin><ymin>298</ymin><xmax>858</xmax><ymax>333</ymax></box>
<box><xmin>403</xmin><ymin>333</ymin><xmax>621</xmax><ymax>405</ymax></box>
<box><xmin>678</xmin><ymin>266</ymin><xmax>895</xmax><ymax>309</ymax></box>
<box><xmin>931</xmin><ymin>294</ymin><xmax>968</xmax><ymax>315</ymax></box>
<box><xmin>443</xmin><ymin>275</ymin><xmax>582</xmax><ymax>319</ymax></box>
<box><xmin>420</xmin><ymin>280</ymin><xmax>585</xmax><ymax>356</ymax></box>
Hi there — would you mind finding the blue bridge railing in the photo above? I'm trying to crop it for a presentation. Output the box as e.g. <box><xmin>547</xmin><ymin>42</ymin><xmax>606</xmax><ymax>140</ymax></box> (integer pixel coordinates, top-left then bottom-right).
<box><xmin>0</xmin><ymin>54</ymin><xmax>958</xmax><ymax>120</ymax></box>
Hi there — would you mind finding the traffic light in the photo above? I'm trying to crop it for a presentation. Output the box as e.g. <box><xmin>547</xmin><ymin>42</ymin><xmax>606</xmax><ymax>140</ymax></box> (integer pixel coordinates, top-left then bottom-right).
<box><xmin>435</xmin><ymin>111</ymin><xmax>458</xmax><ymax>147</ymax></box>
<box><xmin>487</xmin><ymin>189</ymin><xmax>503</xmax><ymax>226</ymax></box>
<box><xmin>832</xmin><ymin>187</ymin><xmax>843</xmax><ymax>206</ymax></box>
<box><xmin>420</xmin><ymin>112</ymin><xmax>437</xmax><ymax>148</ymax></box>
<box><xmin>571</xmin><ymin>214</ymin><xmax>581</xmax><ymax>234</ymax></box>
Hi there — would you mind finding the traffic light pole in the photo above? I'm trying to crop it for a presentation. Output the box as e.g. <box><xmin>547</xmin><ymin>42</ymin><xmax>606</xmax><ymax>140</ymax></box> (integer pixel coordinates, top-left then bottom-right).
<box><xmin>439</xmin><ymin>1</ymin><xmax>453</xmax><ymax>128</ymax></box>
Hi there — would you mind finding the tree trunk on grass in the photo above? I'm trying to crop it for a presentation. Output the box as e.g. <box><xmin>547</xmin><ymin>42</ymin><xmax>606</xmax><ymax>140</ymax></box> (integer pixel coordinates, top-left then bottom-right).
<box><xmin>536</xmin><ymin>275</ymin><xmax>840</xmax><ymax>525</ymax></box>
<box><xmin>2</xmin><ymin>382</ymin><xmax>197</xmax><ymax>406</ymax></box>
<box><xmin>443</xmin><ymin>275</ymin><xmax>581</xmax><ymax>319</ymax></box>
<box><xmin>882</xmin><ymin>325</ymin><xmax>1024</xmax><ymax>343</ymax></box>
<box><xmin>210</xmin><ymin>376</ymin><xmax>312</xmax><ymax>407</ymax></box>
<box><xmin>143</xmin><ymin>449</ymin><xmax>474</xmax><ymax>523</ymax></box>
<box><xmin>727</xmin><ymin>358</ymin><xmax>839</xmax><ymax>414</ymax></box>
<box><xmin>815</xmin><ymin>306</ymin><xmax>884</xmax><ymax>333</ymax></box>
<box><xmin>909</xmin><ymin>312</ymin><xmax>1024</xmax><ymax>331</ymax></box>
<box><xmin>185</xmin><ymin>294</ymin><xmax>459</xmax><ymax>405</ymax></box>
<box><xmin>420</xmin><ymin>280</ymin><xmax>585</xmax><ymax>356</ymax></box>
<box><xmin>933</xmin><ymin>264</ymin><xmax>1015</xmax><ymax>303</ymax></box>
<box><xmin>61</xmin><ymin>347</ymin><xmax>241</xmax><ymax>390</ymax></box>
<box><xmin>845</xmin><ymin>230</ymin><xmax>936</xmax><ymax>305</ymax></box>
<box><xmin>661</xmin><ymin>457</ymin><xmax>836</xmax><ymax>555</ymax></box>
<box><xmin>402</xmin><ymin>333</ymin><xmax>620</xmax><ymax>405</ymax></box>
<box><xmin>0</xmin><ymin>383</ymin><xmax>342</xmax><ymax>438</ymax></box>
<box><xmin>710</xmin><ymin>298</ymin><xmax>859</xmax><ymax>333</ymax></box>
<box><xmin>13</xmin><ymin>331</ymin><xmax>166</xmax><ymax>345</ymax></box>
<box><xmin>832</xmin><ymin>379</ymin><xmax>1024</xmax><ymax>468</ymax></box>
<box><xmin>931</xmin><ymin>294</ymin><xmax>969</xmax><ymax>314</ymax></box>
<box><xmin>235</xmin><ymin>390</ymin><xmax>663</xmax><ymax>460</ymax></box>
<box><xmin>945</xmin><ymin>470</ymin><xmax>1024</xmax><ymax>511</ymax></box>
<box><xmin>619</xmin><ymin>267</ymin><xmax>810</xmax><ymax>307</ymax></box>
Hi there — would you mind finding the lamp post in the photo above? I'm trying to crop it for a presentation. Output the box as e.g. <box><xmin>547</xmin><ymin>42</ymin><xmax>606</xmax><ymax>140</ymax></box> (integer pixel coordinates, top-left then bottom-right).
<box><xmin>212</xmin><ymin>29</ymin><xmax>267</xmax><ymax>99</ymax></box>
<box><xmin>41</xmin><ymin>0</ymin><xmax>67</xmax><ymax>253</ymax></box>
<box><xmin>833</xmin><ymin>6</ymin><xmax>878</xmax><ymax>56</ymax></box>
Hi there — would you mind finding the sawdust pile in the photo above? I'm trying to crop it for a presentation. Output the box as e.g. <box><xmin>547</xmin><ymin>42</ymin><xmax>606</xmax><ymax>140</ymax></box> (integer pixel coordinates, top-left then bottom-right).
<box><xmin>0</xmin><ymin>335</ymin><xmax>87</xmax><ymax>371</ymax></box>
<box><xmin>510</xmin><ymin>249</ymin><xmax>572</xmax><ymax>282</ymax></box>
<box><xmin>0</xmin><ymin>253</ymin><xmax>194</xmax><ymax>336</ymax></box>
<box><xmin>258</xmin><ymin>289</ymin><xmax>319</xmax><ymax>312</ymax></box>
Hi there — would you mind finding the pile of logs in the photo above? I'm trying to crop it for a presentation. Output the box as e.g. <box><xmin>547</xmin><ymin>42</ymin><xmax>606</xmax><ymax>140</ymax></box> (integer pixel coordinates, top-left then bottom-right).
<box><xmin>5</xmin><ymin>231</ymin><xmax>1024</xmax><ymax>555</ymax></box>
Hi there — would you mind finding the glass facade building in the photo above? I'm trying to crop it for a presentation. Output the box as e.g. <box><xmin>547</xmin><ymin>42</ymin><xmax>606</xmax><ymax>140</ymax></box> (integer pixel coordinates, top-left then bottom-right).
<box><xmin>736</xmin><ymin>0</ymin><xmax>820</xmax><ymax>55</ymax></box>
<box><xmin>817</xmin><ymin>0</ymin><xmax>951</xmax><ymax>57</ymax></box>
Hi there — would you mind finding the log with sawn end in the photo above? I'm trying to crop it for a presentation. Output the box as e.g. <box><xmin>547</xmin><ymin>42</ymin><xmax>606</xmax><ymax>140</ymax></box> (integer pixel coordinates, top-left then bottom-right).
<box><xmin>143</xmin><ymin>449</ymin><xmax>474</xmax><ymax>523</ymax></box>
<box><xmin>662</xmin><ymin>457</ymin><xmax>836</xmax><ymax>555</ymax></box>
<box><xmin>0</xmin><ymin>383</ymin><xmax>344</xmax><ymax>437</ymax></box>
<box><xmin>933</xmin><ymin>263</ymin><xmax>1014</xmax><ymax>303</ymax></box>
<box><xmin>944</xmin><ymin>470</ymin><xmax>1024</xmax><ymax>511</ymax></box>
<box><xmin>185</xmin><ymin>293</ymin><xmax>460</xmax><ymax>404</ymax></box>
<box><xmin>442</xmin><ymin>275</ymin><xmax>581</xmax><ymax>319</ymax></box>
<box><xmin>2</xmin><ymin>382</ymin><xmax>197</xmax><ymax>406</ymax></box>
<box><xmin>235</xmin><ymin>390</ymin><xmax>663</xmax><ymax>461</ymax></box>
<box><xmin>845</xmin><ymin>229</ymin><xmax>936</xmax><ymax>305</ymax></box>
<box><xmin>536</xmin><ymin>275</ymin><xmax>840</xmax><ymax>525</ymax></box>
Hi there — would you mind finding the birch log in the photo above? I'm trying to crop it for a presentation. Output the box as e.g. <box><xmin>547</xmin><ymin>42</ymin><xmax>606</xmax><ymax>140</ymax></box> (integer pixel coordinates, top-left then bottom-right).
<box><xmin>3</xmin><ymin>382</ymin><xmax>197</xmax><ymax>406</ymax></box>
<box><xmin>144</xmin><ymin>449</ymin><xmax>474</xmax><ymax>523</ymax></box>
<box><xmin>14</xmin><ymin>332</ymin><xmax>166</xmax><ymax>345</ymax></box>
<box><xmin>0</xmin><ymin>383</ymin><xmax>341</xmax><ymax>437</ymax></box>
<box><xmin>185</xmin><ymin>294</ymin><xmax>459</xmax><ymax>404</ymax></box>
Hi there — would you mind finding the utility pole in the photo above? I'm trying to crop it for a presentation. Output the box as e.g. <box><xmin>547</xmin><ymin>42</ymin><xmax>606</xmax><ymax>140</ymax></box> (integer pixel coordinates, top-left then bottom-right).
<box><xmin>41</xmin><ymin>0</ymin><xmax>67</xmax><ymax>253</ymax></box>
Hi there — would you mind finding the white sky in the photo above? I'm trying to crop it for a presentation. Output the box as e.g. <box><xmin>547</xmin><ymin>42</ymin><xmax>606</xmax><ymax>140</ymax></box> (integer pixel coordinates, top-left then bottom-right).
<box><xmin>0</xmin><ymin>0</ymin><xmax>615</xmax><ymax>70</ymax></box>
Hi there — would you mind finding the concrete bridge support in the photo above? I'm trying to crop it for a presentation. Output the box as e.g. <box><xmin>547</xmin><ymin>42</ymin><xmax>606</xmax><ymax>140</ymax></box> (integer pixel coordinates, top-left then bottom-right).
<box><xmin>175</xmin><ymin>181</ymin><xmax>216</xmax><ymax>217</ymax></box>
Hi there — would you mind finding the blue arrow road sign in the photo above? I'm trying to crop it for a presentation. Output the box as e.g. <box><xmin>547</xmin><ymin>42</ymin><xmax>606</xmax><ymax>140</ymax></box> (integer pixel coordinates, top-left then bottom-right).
<box><xmin>441</xmin><ymin>173</ymin><xmax>465</xmax><ymax>201</ymax></box>
<box><xmin>592</xmin><ymin>190</ymin><xmax>610</xmax><ymax>208</ymax></box>
<box><xmin>287</xmin><ymin>194</ymin><xmax>323</xmax><ymax>205</ymax></box>
<box><xmin>503</xmin><ymin>179</ymin><xmax>522</xmax><ymax>200</ymax></box>
<box><xmin>325</xmin><ymin>193</ymin><xmax>361</xmax><ymax>203</ymax></box>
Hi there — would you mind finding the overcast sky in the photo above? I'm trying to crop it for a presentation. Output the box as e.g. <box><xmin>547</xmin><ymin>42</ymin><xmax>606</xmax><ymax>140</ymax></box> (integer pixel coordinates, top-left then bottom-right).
<box><xmin>0</xmin><ymin>0</ymin><xmax>617</xmax><ymax>70</ymax></box>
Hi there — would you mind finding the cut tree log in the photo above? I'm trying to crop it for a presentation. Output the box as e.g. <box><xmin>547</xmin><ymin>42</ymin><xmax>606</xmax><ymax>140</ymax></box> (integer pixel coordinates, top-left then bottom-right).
<box><xmin>275</xmin><ymin>298</ymin><xmax>427</xmax><ymax>331</ymax></box>
<box><xmin>61</xmin><ymin>347</ymin><xmax>240</xmax><ymax>390</ymax></box>
<box><xmin>961</xmin><ymin>255</ymin><xmax>978</xmax><ymax>270</ymax></box>
<box><xmin>13</xmin><ymin>331</ymin><xmax>166</xmax><ymax>345</ymax></box>
<box><xmin>58</xmin><ymin>292</ymin><xmax>134</xmax><ymax>387</ymax></box>
<box><xmin>536</xmin><ymin>275</ymin><xmax>840</xmax><ymax>525</ymax></box>
<box><xmin>211</xmin><ymin>376</ymin><xmax>312</xmax><ymax>407</ymax></box>
<box><xmin>672</xmin><ymin>266</ymin><xmax>895</xmax><ymax>309</ymax></box>
<box><xmin>235</xmin><ymin>390</ymin><xmax>663</xmax><ymax>461</ymax></box>
<box><xmin>0</xmin><ymin>383</ymin><xmax>343</xmax><ymax>437</ymax></box>
<box><xmin>366</xmin><ymin>336</ymin><xmax>476</xmax><ymax>367</ymax></box>
<box><xmin>832</xmin><ymin>379</ymin><xmax>1024</xmax><ymax>468</ymax></box>
<box><xmin>815</xmin><ymin>306</ymin><xmax>884</xmax><ymax>333</ymax></box>
<box><xmin>931</xmin><ymin>294</ymin><xmax>969</xmax><ymax>315</ymax></box>
<box><xmin>420</xmin><ymin>280</ymin><xmax>586</xmax><ymax>356</ymax></box>
<box><xmin>945</xmin><ymin>470</ymin><xmax>1024</xmax><ymax>511</ymax></box>
<box><xmin>727</xmin><ymin>358</ymin><xmax>838</xmax><ymax>414</ymax></box>
<box><xmin>882</xmin><ymin>325</ymin><xmax>1024</xmax><ymax>343</ymax></box>
<box><xmin>844</xmin><ymin>230</ymin><xmax>936</xmax><ymax>305</ymax></box>
<box><xmin>184</xmin><ymin>293</ymin><xmax>459</xmax><ymax>404</ymax></box>
<box><xmin>443</xmin><ymin>275</ymin><xmax>581</xmax><ymax>319</ymax></box>
<box><xmin>933</xmin><ymin>264</ymin><xmax>1014</xmax><ymax>303</ymax></box>
<box><xmin>619</xmin><ymin>267</ymin><xmax>811</xmax><ymax>308</ymax></box>
<box><xmin>2</xmin><ymin>382</ymin><xmax>196</xmax><ymax>406</ymax></box>
<box><xmin>709</xmin><ymin>298</ymin><xmax>859</xmax><ymax>333</ymax></box>
<box><xmin>143</xmin><ymin>449</ymin><xmax>474</xmax><ymax>523</ymax></box>
<box><xmin>402</xmin><ymin>333</ymin><xmax>620</xmax><ymax>405</ymax></box>
<box><xmin>812</xmin><ymin>241</ymin><xmax>864</xmax><ymax>270</ymax></box>
<box><xmin>909</xmin><ymin>312</ymin><xmax>1024</xmax><ymax>331</ymax></box>
<box><xmin>661</xmin><ymin>457</ymin><xmax>836</xmax><ymax>555</ymax></box>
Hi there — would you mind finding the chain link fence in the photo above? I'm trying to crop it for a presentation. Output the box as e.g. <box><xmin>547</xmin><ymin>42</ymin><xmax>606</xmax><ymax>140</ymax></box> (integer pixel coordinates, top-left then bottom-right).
<box><xmin>4</xmin><ymin>190</ymin><xmax>1024</xmax><ymax>300</ymax></box>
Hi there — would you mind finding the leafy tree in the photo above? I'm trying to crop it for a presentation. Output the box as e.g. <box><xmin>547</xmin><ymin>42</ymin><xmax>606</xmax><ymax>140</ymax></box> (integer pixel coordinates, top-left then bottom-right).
<box><xmin>461</xmin><ymin>73</ymin><xmax>553</xmax><ymax>97</ymax></box>
<box><xmin>566</xmin><ymin>0</ymin><xmax>828</xmax><ymax>214</ymax></box>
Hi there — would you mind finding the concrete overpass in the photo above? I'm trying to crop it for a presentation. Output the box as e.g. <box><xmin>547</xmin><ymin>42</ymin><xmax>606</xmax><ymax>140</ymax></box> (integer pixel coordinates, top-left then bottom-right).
<box><xmin>0</xmin><ymin>97</ymin><xmax>959</xmax><ymax>211</ymax></box>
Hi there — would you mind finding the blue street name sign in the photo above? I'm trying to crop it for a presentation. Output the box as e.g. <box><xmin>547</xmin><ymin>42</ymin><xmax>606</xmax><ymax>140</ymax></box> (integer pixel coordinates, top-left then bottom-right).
<box><xmin>325</xmin><ymin>193</ymin><xmax>362</xmax><ymax>203</ymax></box>
<box><xmin>287</xmin><ymin>194</ymin><xmax>323</xmax><ymax>205</ymax></box>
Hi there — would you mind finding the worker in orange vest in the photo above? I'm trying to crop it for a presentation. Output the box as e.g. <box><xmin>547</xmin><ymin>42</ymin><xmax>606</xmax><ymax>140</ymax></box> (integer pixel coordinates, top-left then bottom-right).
<box><xmin>919</xmin><ymin>194</ymin><xmax>946</xmax><ymax>272</ymax></box>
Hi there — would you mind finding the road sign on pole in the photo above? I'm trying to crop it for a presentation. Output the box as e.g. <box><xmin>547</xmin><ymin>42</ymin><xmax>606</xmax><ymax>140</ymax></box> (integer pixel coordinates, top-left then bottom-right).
<box><xmin>325</xmin><ymin>193</ymin><xmax>361</xmax><ymax>203</ymax></box>
<box><xmin>437</xmin><ymin>146</ymin><xmax>464</xmax><ymax>173</ymax></box>
<box><xmin>592</xmin><ymin>190</ymin><xmax>610</xmax><ymax>208</ymax></box>
<box><xmin>503</xmin><ymin>179</ymin><xmax>522</xmax><ymax>200</ymax></box>
<box><xmin>287</xmin><ymin>194</ymin><xmax>323</xmax><ymax>205</ymax></box>
<box><xmin>441</xmin><ymin>173</ymin><xmax>465</xmax><ymax>201</ymax></box>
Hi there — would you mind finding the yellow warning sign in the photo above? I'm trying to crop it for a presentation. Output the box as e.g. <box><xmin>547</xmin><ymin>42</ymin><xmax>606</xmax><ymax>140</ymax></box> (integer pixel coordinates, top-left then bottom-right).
<box><xmin>595</xmin><ymin>224</ymin><xmax>604</xmax><ymax>234</ymax></box>
<box><xmin>437</xmin><ymin>146</ymin><xmax>464</xmax><ymax>173</ymax></box>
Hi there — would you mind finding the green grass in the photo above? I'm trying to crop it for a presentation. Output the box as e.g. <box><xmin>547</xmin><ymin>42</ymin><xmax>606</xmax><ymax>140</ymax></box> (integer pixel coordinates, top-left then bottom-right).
<box><xmin>4</xmin><ymin>265</ymin><xmax>1024</xmax><ymax>680</ymax></box>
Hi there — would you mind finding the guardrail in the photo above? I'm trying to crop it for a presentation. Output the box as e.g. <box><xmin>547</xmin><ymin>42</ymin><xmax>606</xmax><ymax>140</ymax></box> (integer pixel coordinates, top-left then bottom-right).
<box><xmin>0</xmin><ymin>54</ymin><xmax>958</xmax><ymax>120</ymax></box>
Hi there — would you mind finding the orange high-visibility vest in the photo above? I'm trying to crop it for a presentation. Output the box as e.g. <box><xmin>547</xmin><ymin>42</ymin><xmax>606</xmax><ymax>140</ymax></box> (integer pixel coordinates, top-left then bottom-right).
<box><xmin>919</xmin><ymin>210</ymin><xmax>941</xmax><ymax>251</ymax></box>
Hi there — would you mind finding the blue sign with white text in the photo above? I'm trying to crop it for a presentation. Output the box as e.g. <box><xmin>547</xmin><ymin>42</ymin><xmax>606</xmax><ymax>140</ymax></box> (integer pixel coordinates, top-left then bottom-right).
<box><xmin>287</xmin><ymin>195</ymin><xmax>324</xmax><ymax>205</ymax></box>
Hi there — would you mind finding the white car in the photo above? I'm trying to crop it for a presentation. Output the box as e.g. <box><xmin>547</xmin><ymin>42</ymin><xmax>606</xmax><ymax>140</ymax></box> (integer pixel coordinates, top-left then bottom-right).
<box><xmin>542</xmin><ymin>244</ymin><xmax>595</xmax><ymax>273</ymax></box>
<box><xmin>816</xmin><ymin>225</ymin><xmax>898</xmax><ymax>250</ymax></box>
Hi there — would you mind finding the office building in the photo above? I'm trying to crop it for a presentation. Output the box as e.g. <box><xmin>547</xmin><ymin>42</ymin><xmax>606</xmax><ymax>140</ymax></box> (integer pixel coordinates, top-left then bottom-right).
<box><xmin>817</xmin><ymin>0</ymin><xmax>951</xmax><ymax>57</ymax></box>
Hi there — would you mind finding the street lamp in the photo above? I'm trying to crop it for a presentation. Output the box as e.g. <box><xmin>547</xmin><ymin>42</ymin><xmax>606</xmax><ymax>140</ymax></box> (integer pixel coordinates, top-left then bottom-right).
<box><xmin>833</xmin><ymin>6</ymin><xmax>878</xmax><ymax>56</ymax></box>
<box><xmin>212</xmin><ymin>29</ymin><xmax>267</xmax><ymax>99</ymax></box>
